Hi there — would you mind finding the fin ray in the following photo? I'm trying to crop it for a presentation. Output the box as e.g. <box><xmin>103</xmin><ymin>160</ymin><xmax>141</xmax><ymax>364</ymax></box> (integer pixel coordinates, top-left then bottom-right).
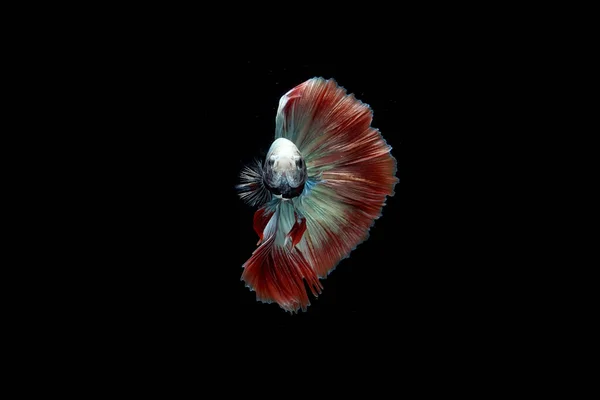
<box><xmin>278</xmin><ymin>78</ymin><xmax>398</xmax><ymax>278</ymax></box>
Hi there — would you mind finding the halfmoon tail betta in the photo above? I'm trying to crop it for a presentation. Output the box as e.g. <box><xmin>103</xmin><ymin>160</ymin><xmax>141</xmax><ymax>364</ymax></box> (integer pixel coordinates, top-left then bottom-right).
<box><xmin>237</xmin><ymin>77</ymin><xmax>398</xmax><ymax>313</ymax></box>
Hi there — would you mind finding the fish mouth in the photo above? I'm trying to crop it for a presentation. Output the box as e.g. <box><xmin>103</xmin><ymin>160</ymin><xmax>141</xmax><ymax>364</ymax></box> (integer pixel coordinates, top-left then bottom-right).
<box><xmin>272</xmin><ymin>181</ymin><xmax>305</xmax><ymax>199</ymax></box>
<box><xmin>264</xmin><ymin>173</ymin><xmax>305</xmax><ymax>199</ymax></box>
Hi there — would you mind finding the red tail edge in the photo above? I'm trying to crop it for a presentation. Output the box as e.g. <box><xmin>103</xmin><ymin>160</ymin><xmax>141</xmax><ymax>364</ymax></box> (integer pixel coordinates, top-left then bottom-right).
<box><xmin>242</xmin><ymin>209</ymin><xmax>322</xmax><ymax>313</ymax></box>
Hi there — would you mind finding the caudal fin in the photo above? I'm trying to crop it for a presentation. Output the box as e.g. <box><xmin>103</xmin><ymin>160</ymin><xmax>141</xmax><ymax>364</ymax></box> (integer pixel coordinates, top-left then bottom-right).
<box><xmin>275</xmin><ymin>77</ymin><xmax>398</xmax><ymax>278</ymax></box>
<box><xmin>241</xmin><ymin>203</ymin><xmax>322</xmax><ymax>313</ymax></box>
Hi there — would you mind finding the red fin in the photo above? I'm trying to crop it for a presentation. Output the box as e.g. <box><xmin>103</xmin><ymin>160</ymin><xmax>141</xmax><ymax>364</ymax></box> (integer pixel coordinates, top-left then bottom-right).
<box><xmin>297</xmin><ymin>218</ymin><xmax>352</xmax><ymax>279</ymax></box>
<box><xmin>241</xmin><ymin>235</ymin><xmax>322</xmax><ymax>313</ymax></box>
<box><xmin>278</xmin><ymin>78</ymin><xmax>398</xmax><ymax>279</ymax></box>
<box><xmin>253</xmin><ymin>207</ymin><xmax>273</xmax><ymax>245</ymax></box>
<box><xmin>286</xmin><ymin>212</ymin><xmax>307</xmax><ymax>247</ymax></box>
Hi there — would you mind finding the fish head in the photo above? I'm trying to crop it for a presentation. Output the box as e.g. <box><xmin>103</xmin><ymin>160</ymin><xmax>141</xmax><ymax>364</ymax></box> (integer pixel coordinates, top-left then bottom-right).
<box><xmin>263</xmin><ymin>138</ymin><xmax>307</xmax><ymax>199</ymax></box>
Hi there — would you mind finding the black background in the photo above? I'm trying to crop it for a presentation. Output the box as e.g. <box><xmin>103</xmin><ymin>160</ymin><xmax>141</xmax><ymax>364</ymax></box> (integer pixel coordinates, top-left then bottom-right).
<box><xmin>88</xmin><ymin>49</ymin><xmax>504</xmax><ymax>334</ymax></box>
<box><xmin>20</xmin><ymin>8</ymin><xmax>550</xmax><ymax>380</ymax></box>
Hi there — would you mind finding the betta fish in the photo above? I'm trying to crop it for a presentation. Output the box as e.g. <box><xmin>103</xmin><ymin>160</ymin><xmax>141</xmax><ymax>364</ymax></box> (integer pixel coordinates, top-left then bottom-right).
<box><xmin>237</xmin><ymin>77</ymin><xmax>398</xmax><ymax>313</ymax></box>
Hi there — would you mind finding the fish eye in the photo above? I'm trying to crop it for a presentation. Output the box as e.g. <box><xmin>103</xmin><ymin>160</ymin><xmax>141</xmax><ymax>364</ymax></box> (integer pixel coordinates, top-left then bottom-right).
<box><xmin>296</xmin><ymin>159</ymin><xmax>304</xmax><ymax>168</ymax></box>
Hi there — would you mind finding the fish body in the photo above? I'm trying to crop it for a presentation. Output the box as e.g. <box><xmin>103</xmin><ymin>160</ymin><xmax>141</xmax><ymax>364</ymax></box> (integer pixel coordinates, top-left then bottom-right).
<box><xmin>237</xmin><ymin>77</ymin><xmax>398</xmax><ymax>313</ymax></box>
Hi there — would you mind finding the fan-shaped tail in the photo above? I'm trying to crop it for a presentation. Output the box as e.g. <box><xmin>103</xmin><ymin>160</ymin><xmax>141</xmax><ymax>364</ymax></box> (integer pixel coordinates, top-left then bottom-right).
<box><xmin>277</xmin><ymin>77</ymin><xmax>398</xmax><ymax>278</ymax></box>
<box><xmin>241</xmin><ymin>201</ymin><xmax>322</xmax><ymax>313</ymax></box>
